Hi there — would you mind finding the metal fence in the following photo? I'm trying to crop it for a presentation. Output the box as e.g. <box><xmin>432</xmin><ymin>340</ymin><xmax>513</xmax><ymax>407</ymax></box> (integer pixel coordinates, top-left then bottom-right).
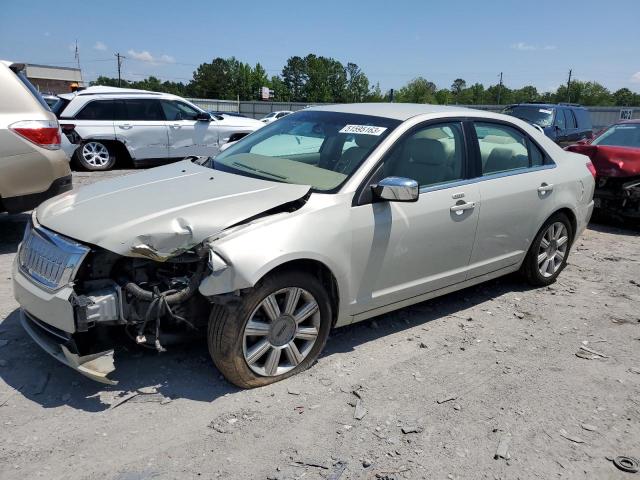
<box><xmin>187</xmin><ymin>98</ymin><xmax>640</xmax><ymax>130</ymax></box>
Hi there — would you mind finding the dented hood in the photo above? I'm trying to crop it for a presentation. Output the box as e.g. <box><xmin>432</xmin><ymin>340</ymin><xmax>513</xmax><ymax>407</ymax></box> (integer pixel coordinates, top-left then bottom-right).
<box><xmin>566</xmin><ymin>144</ymin><xmax>640</xmax><ymax>177</ymax></box>
<box><xmin>36</xmin><ymin>160</ymin><xmax>310</xmax><ymax>258</ymax></box>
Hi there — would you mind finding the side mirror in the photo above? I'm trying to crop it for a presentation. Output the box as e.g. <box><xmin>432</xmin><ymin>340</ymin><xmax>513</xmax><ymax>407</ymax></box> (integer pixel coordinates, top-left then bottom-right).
<box><xmin>196</xmin><ymin>112</ymin><xmax>212</xmax><ymax>121</ymax></box>
<box><xmin>372</xmin><ymin>177</ymin><xmax>419</xmax><ymax>202</ymax></box>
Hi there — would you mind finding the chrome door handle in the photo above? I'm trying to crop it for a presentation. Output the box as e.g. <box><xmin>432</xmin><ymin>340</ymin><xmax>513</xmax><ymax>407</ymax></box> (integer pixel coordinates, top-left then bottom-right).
<box><xmin>450</xmin><ymin>201</ymin><xmax>476</xmax><ymax>215</ymax></box>
<box><xmin>538</xmin><ymin>183</ymin><xmax>554</xmax><ymax>194</ymax></box>
<box><xmin>119</xmin><ymin>123</ymin><xmax>132</xmax><ymax>129</ymax></box>
<box><xmin>171</xmin><ymin>123</ymin><xmax>181</xmax><ymax>128</ymax></box>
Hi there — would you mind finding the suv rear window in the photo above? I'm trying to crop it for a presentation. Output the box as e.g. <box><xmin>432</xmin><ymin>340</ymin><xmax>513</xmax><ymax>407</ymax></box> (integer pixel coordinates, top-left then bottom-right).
<box><xmin>13</xmin><ymin>69</ymin><xmax>50</xmax><ymax>110</ymax></box>
<box><xmin>75</xmin><ymin>100</ymin><xmax>115</xmax><ymax>120</ymax></box>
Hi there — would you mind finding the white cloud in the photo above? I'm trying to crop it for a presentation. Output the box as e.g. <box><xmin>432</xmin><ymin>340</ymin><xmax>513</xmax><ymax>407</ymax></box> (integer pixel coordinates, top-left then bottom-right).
<box><xmin>511</xmin><ymin>42</ymin><xmax>558</xmax><ymax>52</ymax></box>
<box><xmin>512</xmin><ymin>42</ymin><xmax>536</xmax><ymax>51</ymax></box>
<box><xmin>127</xmin><ymin>49</ymin><xmax>175</xmax><ymax>65</ymax></box>
<box><xmin>94</xmin><ymin>41</ymin><xmax>107</xmax><ymax>51</ymax></box>
<box><xmin>631</xmin><ymin>72</ymin><xmax>640</xmax><ymax>83</ymax></box>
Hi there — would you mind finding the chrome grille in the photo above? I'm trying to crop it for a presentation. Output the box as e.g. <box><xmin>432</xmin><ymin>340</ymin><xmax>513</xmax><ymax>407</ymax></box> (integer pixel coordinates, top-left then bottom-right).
<box><xmin>18</xmin><ymin>221</ymin><xmax>89</xmax><ymax>291</ymax></box>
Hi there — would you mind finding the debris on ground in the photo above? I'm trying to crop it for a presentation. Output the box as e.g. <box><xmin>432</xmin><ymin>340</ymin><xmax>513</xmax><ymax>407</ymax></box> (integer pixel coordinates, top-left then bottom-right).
<box><xmin>287</xmin><ymin>387</ymin><xmax>300</xmax><ymax>395</ymax></box>
<box><xmin>354</xmin><ymin>399</ymin><xmax>367</xmax><ymax>420</ymax></box>
<box><xmin>559</xmin><ymin>429</ymin><xmax>585</xmax><ymax>444</ymax></box>
<box><xmin>327</xmin><ymin>461</ymin><xmax>347</xmax><ymax>480</ymax></box>
<box><xmin>494</xmin><ymin>434</ymin><xmax>511</xmax><ymax>460</ymax></box>
<box><xmin>575</xmin><ymin>345</ymin><xmax>609</xmax><ymax>360</ymax></box>
<box><xmin>437</xmin><ymin>396</ymin><xmax>456</xmax><ymax>404</ymax></box>
<box><xmin>401</xmin><ymin>425</ymin><xmax>423</xmax><ymax>434</ymax></box>
<box><xmin>581</xmin><ymin>423</ymin><xmax>598</xmax><ymax>432</ymax></box>
<box><xmin>612</xmin><ymin>456</ymin><xmax>640</xmax><ymax>473</ymax></box>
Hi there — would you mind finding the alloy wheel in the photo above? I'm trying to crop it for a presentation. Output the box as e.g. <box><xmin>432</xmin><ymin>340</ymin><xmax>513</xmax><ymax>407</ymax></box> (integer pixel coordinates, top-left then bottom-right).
<box><xmin>81</xmin><ymin>142</ymin><xmax>110</xmax><ymax>168</ymax></box>
<box><xmin>242</xmin><ymin>287</ymin><xmax>320</xmax><ymax>377</ymax></box>
<box><xmin>537</xmin><ymin>222</ymin><xmax>569</xmax><ymax>278</ymax></box>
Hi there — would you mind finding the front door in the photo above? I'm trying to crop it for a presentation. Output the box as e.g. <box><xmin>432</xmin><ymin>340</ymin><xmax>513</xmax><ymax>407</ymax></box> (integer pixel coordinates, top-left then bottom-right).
<box><xmin>161</xmin><ymin>100</ymin><xmax>219</xmax><ymax>158</ymax></box>
<box><xmin>350</xmin><ymin>121</ymin><xmax>479</xmax><ymax>315</ymax></box>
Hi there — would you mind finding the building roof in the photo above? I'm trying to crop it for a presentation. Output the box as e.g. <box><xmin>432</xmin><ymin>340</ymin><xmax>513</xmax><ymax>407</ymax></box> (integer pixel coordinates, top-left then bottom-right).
<box><xmin>308</xmin><ymin>102</ymin><xmax>474</xmax><ymax>120</ymax></box>
<box><xmin>24</xmin><ymin>64</ymin><xmax>82</xmax><ymax>82</ymax></box>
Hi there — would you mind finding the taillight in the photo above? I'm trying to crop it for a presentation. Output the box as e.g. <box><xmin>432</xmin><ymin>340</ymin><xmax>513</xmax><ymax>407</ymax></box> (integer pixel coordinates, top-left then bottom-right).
<box><xmin>9</xmin><ymin>120</ymin><xmax>61</xmax><ymax>150</ymax></box>
<box><xmin>586</xmin><ymin>161</ymin><xmax>597</xmax><ymax>178</ymax></box>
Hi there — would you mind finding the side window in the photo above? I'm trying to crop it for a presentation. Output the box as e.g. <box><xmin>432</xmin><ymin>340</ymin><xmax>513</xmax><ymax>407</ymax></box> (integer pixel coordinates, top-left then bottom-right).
<box><xmin>160</xmin><ymin>100</ymin><xmax>200</xmax><ymax>121</ymax></box>
<box><xmin>75</xmin><ymin>101</ymin><xmax>114</xmax><ymax>120</ymax></box>
<box><xmin>566</xmin><ymin>109</ymin><xmax>577</xmax><ymax>129</ymax></box>
<box><xmin>383</xmin><ymin>122</ymin><xmax>465</xmax><ymax>188</ymax></box>
<box><xmin>530</xmin><ymin>142</ymin><xmax>545</xmax><ymax>167</ymax></box>
<box><xmin>122</xmin><ymin>99</ymin><xmax>164</xmax><ymax>121</ymax></box>
<box><xmin>554</xmin><ymin>109</ymin><xmax>566</xmax><ymax>129</ymax></box>
<box><xmin>474</xmin><ymin>122</ymin><xmax>530</xmax><ymax>175</ymax></box>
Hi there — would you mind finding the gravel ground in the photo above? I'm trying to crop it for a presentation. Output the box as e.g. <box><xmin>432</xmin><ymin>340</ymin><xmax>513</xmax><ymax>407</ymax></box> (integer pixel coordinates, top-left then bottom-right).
<box><xmin>0</xmin><ymin>170</ymin><xmax>638</xmax><ymax>480</ymax></box>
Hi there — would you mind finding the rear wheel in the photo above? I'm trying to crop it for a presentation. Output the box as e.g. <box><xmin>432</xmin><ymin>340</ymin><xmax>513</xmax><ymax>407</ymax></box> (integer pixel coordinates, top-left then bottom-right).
<box><xmin>208</xmin><ymin>271</ymin><xmax>332</xmax><ymax>388</ymax></box>
<box><xmin>75</xmin><ymin>141</ymin><xmax>116</xmax><ymax>171</ymax></box>
<box><xmin>521</xmin><ymin>213</ymin><xmax>573</xmax><ymax>286</ymax></box>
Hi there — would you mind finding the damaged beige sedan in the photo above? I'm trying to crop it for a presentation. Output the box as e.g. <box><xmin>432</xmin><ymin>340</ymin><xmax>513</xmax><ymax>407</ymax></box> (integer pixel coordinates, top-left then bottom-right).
<box><xmin>13</xmin><ymin>104</ymin><xmax>595</xmax><ymax>387</ymax></box>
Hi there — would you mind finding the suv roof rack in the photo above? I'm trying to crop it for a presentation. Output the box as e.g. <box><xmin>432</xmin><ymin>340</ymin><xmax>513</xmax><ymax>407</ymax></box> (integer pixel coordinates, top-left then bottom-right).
<box><xmin>557</xmin><ymin>102</ymin><xmax>582</xmax><ymax>107</ymax></box>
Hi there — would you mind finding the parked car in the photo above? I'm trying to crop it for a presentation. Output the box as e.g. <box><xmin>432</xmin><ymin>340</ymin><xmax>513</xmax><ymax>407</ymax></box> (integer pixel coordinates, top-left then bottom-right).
<box><xmin>566</xmin><ymin>119</ymin><xmax>640</xmax><ymax>222</ymax></box>
<box><xmin>50</xmin><ymin>86</ymin><xmax>263</xmax><ymax>170</ymax></box>
<box><xmin>13</xmin><ymin>104</ymin><xmax>594</xmax><ymax>387</ymax></box>
<box><xmin>261</xmin><ymin>110</ymin><xmax>292</xmax><ymax>124</ymax></box>
<box><xmin>0</xmin><ymin>61</ymin><xmax>72</xmax><ymax>214</ymax></box>
<box><xmin>502</xmin><ymin>103</ymin><xmax>593</xmax><ymax>146</ymax></box>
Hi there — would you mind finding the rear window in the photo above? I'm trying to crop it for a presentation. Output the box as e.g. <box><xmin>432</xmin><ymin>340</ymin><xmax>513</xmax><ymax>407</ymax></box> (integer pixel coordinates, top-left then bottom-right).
<box><xmin>502</xmin><ymin>106</ymin><xmax>554</xmax><ymax>128</ymax></box>
<box><xmin>75</xmin><ymin>100</ymin><xmax>114</xmax><ymax>120</ymax></box>
<box><xmin>13</xmin><ymin>70</ymin><xmax>50</xmax><ymax>110</ymax></box>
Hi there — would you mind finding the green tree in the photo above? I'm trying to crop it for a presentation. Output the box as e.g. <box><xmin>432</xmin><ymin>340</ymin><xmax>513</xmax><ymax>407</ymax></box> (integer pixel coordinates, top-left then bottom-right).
<box><xmin>613</xmin><ymin>88</ymin><xmax>634</xmax><ymax>106</ymax></box>
<box><xmin>345</xmin><ymin>63</ymin><xmax>370</xmax><ymax>102</ymax></box>
<box><xmin>282</xmin><ymin>56</ymin><xmax>308</xmax><ymax>101</ymax></box>
<box><xmin>396</xmin><ymin>77</ymin><xmax>436</xmax><ymax>103</ymax></box>
<box><xmin>450</xmin><ymin>78</ymin><xmax>466</xmax><ymax>102</ymax></box>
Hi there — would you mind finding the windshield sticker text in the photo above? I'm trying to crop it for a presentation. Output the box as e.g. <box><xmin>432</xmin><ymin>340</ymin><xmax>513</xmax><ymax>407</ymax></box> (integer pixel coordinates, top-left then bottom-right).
<box><xmin>339</xmin><ymin>125</ymin><xmax>388</xmax><ymax>135</ymax></box>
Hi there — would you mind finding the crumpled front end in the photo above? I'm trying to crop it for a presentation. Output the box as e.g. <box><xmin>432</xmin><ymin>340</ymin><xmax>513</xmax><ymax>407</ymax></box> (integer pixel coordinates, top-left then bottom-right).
<box><xmin>594</xmin><ymin>176</ymin><xmax>640</xmax><ymax>220</ymax></box>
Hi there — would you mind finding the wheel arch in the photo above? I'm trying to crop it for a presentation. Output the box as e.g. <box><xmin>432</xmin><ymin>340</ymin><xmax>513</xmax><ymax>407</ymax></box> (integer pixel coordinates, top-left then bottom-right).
<box><xmin>75</xmin><ymin>138</ymin><xmax>132</xmax><ymax>168</ymax></box>
<box><xmin>255</xmin><ymin>258</ymin><xmax>341</xmax><ymax>327</ymax></box>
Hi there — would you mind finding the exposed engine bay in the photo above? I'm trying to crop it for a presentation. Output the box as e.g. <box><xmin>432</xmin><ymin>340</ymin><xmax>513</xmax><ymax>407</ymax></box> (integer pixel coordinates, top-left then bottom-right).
<box><xmin>595</xmin><ymin>176</ymin><xmax>640</xmax><ymax>221</ymax></box>
<box><xmin>71</xmin><ymin>246</ymin><xmax>212</xmax><ymax>355</ymax></box>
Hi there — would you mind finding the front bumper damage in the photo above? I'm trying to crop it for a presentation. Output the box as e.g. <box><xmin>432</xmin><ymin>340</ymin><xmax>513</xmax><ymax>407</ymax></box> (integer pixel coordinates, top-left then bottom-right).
<box><xmin>594</xmin><ymin>176</ymin><xmax>640</xmax><ymax>220</ymax></box>
<box><xmin>20</xmin><ymin>310</ymin><xmax>117</xmax><ymax>384</ymax></box>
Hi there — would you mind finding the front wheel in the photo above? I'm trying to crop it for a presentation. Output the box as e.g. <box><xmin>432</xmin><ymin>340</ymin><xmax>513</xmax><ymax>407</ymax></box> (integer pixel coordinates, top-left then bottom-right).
<box><xmin>521</xmin><ymin>213</ymin><xmax>573</xmax><ymax>286</ymax></box>
<box><xmin>75</xmin><ymin>141</ymin><xmax>116</xmax><ymax>171</ymax></box>
<box><xmin>208</xmin><ymin>271</ymin><xmax>332</xmax><ymax>388</ymax></box>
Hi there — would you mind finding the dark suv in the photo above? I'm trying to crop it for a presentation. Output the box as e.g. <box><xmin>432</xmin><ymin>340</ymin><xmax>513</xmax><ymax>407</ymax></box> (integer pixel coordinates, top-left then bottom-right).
<box><xmin>502</xmin><ymin>103</ymin><xmax>593</xmax><ymax>146</ymax></box>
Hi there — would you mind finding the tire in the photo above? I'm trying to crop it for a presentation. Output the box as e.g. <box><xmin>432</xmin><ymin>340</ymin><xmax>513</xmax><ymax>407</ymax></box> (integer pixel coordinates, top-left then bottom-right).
<box><xmin>208</xmin><ymin>271</ymin><xmax>332</xmax><ymax>388</ymax></box>
<box><xmin>521</xmin><ymin>212</ymin><xmax>573</xmax><ymax>286</ymax></box>
<box><xmin>74</xmin><ymin>141</ymin><xmax>116</xmax><ymax>171</ymax></box>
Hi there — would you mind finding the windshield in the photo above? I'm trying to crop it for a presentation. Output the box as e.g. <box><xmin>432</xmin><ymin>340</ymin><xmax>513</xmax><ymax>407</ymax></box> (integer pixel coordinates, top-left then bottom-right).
<box><xmin>502</xmin><ymin>106</ymin><xmax>554</xmax><ymax>128</ymax></box>
<box><xmin>592</xmin><ymin>123</ymin><xmax>640</xmax><ymax>148</ymax></box>
<box><xmin>213</xmin><ymin>110</ymin><xmax>400</xmax><ymax>191</ymax></box>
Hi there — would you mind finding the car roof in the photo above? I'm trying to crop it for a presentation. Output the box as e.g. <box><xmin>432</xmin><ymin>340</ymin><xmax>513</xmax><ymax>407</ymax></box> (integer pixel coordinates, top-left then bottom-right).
<box><xmin>509</xmin><ymin>103</ymin><xmax>587</xmax><ymax>110</ymax></box>
<box><xmin>59</xmin><ymin>85</ymin><xmax>182</xmax><ymax>101</ymax></box>
<box><xmin>307</xmin><ymin>103</ymin><xmax>473</xmax><ymax>121</ymax></box>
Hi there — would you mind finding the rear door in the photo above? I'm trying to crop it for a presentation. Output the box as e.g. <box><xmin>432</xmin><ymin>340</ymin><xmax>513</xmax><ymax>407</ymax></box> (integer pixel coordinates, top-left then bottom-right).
<box><xmin>115</xmin><ymin>98</ymin><xmax>168</xmax><ymax>161</ymax></box>
<box><xmin>69</xmin><ymin>99</ymin><xmax>116</xmax><ymax>144</ymax></box>
<box><xmin>468</xmin><ymin>120</ymin><xmax>557</xmax><ymax>277</ymax></box>
<box><xmin>160</xmin><ymin>100</ymin><xmax>219</xmax><ymax>158</ymax></box>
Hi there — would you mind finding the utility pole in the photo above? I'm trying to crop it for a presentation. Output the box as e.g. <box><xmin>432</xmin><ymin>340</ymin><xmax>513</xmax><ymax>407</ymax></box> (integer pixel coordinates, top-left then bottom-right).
<box><xmin>566</xmin><ymin>69</ymin><xmax>572</xmax><ymax>103</ymax></box>
<box><xmin>74</xmin><ymin>40</ymin><xmax>83</xmax><ymax>86</ymax></box>
<box><xmin>497</xmin><ymin>72</ymin><xmax>503</xmax><ymax>105</ymax></box>
<box><xmin>115</xmin><ymin>53</ymin><xmax>125</xmax><ymax>87</ymax></box>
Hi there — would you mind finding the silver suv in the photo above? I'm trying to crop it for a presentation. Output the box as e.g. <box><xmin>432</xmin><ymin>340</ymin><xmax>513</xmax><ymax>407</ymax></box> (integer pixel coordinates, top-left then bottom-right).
<box><xmin>53</xmin><ymin>86</ymin><xmax>264</xmax><ymax>170</ymax></box>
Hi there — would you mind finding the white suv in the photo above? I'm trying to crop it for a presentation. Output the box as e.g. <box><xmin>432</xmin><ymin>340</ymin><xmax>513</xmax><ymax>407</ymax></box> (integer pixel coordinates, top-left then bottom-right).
<box><xmin>53</xmin><ymin>86</ymin><xmax>263</xmax><ymax>170</ymax></box>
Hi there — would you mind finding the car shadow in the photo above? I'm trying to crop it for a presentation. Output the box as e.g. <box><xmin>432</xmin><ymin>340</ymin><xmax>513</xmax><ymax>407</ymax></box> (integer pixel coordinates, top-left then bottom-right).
<box><xmin>0</xmin><ymin>212</ymin><xmax>29</xmax><ymax>254</ymax></box>
<box><xmin>0</xmin><ymin>274</ymin><xmax>534</xmax><ymax>413</ymax></box>
<box><xmin>588</xmin><ymin>217</ymin><xmax>639</xmax><ymax>236</ymax></box>
<box><xmin>0</xmin><ymin>309</ymin><xmax>238</xmax><ymax>413</ymax></box>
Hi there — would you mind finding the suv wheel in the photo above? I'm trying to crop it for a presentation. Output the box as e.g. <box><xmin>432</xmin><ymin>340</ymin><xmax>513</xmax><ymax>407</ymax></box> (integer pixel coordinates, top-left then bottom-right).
<box><xmin>208</xmin><ymin>271</ymin><xmax>332</xmax><ymax>388</ymax></box>
<box><xmin>75</xmin><ymin>141</ymin><xmax>116</xmax><ymax>171</ymax></box>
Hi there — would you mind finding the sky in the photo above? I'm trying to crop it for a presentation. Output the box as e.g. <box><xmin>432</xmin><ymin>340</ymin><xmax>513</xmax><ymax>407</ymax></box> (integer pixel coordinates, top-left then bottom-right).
<box><xmin>2</xmin><ymin>0</ymin><xmax>640</xmax><ymax>94</ymax></box>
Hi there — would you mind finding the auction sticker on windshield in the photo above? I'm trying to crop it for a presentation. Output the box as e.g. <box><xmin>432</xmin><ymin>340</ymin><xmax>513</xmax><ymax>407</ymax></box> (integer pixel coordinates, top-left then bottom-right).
<box><xmin>339</xmin><ymin>125</ymin><xmax>388</xmax><ymax>135</ymax></box>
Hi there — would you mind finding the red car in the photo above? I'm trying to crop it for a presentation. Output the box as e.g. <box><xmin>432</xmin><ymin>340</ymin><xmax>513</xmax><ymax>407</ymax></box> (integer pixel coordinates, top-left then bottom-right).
<box><xmin>566</xmin><ymin>119</ymin><xmax>640</xmax><ymax>222</ymax></box>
